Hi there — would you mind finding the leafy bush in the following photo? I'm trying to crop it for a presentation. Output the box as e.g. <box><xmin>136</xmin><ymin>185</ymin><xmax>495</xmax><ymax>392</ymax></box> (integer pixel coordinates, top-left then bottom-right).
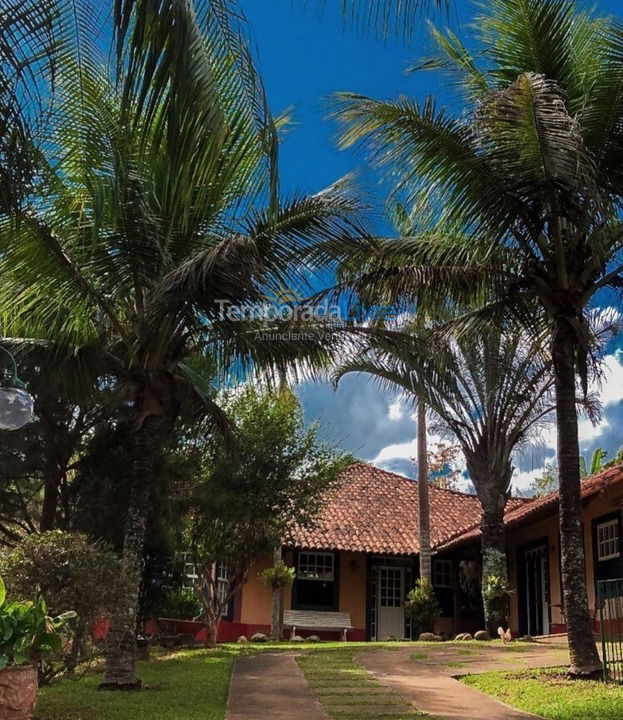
<box><xmin>259</xmin><ymin>564</ymin><xmax>296</xmax><ymax>590</ymax></box>
<box><xmin>405</xmin><ymin>578</ymin><xmax>440</xmax><ymax>635</ymax></box>
<box><xmin>157</xmin><ymin>587</ymin><xmax>203</xmax><ymax>620</ymax></box>
<box><xmin>482</xmin><ymin>575</ymin><xmax>512</xmax><ymax>603</ymax></box>
<box><xmin>0</xmin><ymin>531</ymin><xmax>121</xmax><ymax>681</ymax></box>
<box><xmin>0</xmin><ymin>531</ymin><xmax>121</xmax><ymax>622</ymax></box>
<box><xmin>0</xmin><ymin>577</ymin><xmax>75</xmax><ymax>670</ymax></box>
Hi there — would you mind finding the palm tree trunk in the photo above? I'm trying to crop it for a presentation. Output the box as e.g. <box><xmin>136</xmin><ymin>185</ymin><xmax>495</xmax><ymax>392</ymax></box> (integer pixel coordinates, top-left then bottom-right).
<box><xmin>417</xmin><ymin>400</ymin><xmax>431</xmax><ymax>582</ymax></box>
<box><xmin>40</xmin><ymin>469</ymin><xmax>60</xmax><ymax>531</ymax></box>
<box><xmin>270</xmin><ymin>546</ymin><xmax>283</xmax><ymax>641</ymax></box>
<box><xmin>101</xmin><ymin>416</ymin><xmax>159</xmax><ymax>690</ymax></box>
<box><xmin>552</xmin><ymin>319</ymin><xmax>602</xmax><ymax>675</ymax></box>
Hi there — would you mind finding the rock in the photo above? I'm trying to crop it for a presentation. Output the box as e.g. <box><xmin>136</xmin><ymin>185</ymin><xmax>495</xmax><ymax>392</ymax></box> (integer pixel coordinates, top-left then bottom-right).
<box><xmin>291</xmin><ymin>635</ymin><xmax>304</xmax><ymax>642</ymax></box>
<box><xmin>236</xmin><ymin>635</ymin><xmax>248</xmax><ymax>644</ymax></box>
<box><xmin>250</xmin><ymin>632</ymin><xmax>269</xmax><ymax>643</ymax></box>
<box><xmin>308</xmin><ymin>635</ymin><xmax>321</xmax><ymax>643</ymax></box>
<box><xmin>419</xmin><ymin>632</ymin><xmax>439</xmax><ymax>642</ymax></box>
<box><xmin>474</xmin><ymin>630</ymin><xmax>490</xmax><ymax>641</ymax></box>
<box><xmin>454</xmin><ymin>632</ymin><xmax>473</xmax><ymax>641</ymax></box>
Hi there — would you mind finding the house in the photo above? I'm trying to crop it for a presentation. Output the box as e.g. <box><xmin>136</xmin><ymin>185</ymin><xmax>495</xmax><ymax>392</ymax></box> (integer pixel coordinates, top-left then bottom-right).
<box><xmin>438</xmin><ymin>462</ymin><xmax>623</xmax><ymax>637</ymax></box>
<box><xmin>216</xmin><ymin>461</ymin><xmax>623</xmax><ymax>642</ymax></box>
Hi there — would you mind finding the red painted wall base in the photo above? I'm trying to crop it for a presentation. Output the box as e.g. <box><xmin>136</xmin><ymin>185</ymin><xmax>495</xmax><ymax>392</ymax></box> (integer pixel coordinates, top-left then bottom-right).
<box><xmin>92</xmin><ymin>617</ymin><xmax>367</xmax><ymax>644</ymax></box>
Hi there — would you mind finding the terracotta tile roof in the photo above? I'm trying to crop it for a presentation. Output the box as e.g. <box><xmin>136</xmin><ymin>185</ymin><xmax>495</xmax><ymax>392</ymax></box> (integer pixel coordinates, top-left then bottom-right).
<box><xmin>439</xmin><ymin>463</ymin><xmax>623</xmax><ymax>551</ymax></box>
<box><xmin>287</xmin><ymin>462</ymin><xmax>527</xmax><ymax>556</ymax></box>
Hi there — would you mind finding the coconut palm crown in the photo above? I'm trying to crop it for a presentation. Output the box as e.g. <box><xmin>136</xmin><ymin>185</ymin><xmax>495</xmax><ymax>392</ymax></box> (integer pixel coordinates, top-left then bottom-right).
<box><xmin>0</xmin><ymin>0</ymin><xmax>366</xmax><ymax>687</ymax></box>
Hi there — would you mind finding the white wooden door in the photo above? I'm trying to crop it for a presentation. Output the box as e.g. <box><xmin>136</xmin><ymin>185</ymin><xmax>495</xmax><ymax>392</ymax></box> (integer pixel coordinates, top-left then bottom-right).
<box><xmin>377</xmin><ymin>567</ymin><xmax>405</xmax><ymax>640</ymax></box>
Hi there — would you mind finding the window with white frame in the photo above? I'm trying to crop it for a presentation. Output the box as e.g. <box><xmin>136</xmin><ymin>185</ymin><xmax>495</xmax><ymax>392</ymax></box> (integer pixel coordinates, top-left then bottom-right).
<box><xmin>433</xmin><ymin>559</ymin><xmax>453</xmax><ymax>588</ymax></box>
<box><xmin>216</xmin><ymin>561</ymin><xmax>230</xmax><ymax>606</ymax></box>
<box><xmin>298</xmin><ymin>552</ymin><xmax>334</xmax><ymax>581</ymax></box>
<box><xmin>180</xmin><ymin>552</ymin><xmax>199</xmax><ymax>588</ymax></box>
<box><xmin>597</xmin><ymin>519</ymin><xmax>620</xmax><ymax>562</ymax></box>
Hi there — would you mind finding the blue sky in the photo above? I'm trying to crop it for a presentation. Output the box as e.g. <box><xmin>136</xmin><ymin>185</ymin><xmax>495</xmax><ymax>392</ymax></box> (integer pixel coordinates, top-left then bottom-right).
<box><xmin>239</xmin><ymin>0</ymin><xmax>623</xmax><ymax>489</ymax></box>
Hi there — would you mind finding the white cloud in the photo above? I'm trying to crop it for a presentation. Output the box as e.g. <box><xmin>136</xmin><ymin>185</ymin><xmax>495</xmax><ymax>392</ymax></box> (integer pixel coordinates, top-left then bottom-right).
<box><xmin>512</xmin><ymin>466</ymin><xmax>548</xmax><ymax>492</ymax></box>
<box><xmin>596</xmin><ymin>351</ymin><xmax>623</xmax><ymax>406</ymax></box>
<box><xmin>387</xmin><ymin>398</ymin><xmax>404</xmax><ymax>421</ymax></box>
<box><xmin>373</xmin><ymin>438</ymin><xmax>417</xmax><ymax>464</ymax></box>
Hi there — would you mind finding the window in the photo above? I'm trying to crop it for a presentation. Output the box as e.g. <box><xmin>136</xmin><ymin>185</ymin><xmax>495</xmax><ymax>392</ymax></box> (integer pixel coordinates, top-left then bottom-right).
<box><xmin>298</xmin><ymin>552</ymin><xmax>334</xmax><ymax>581</ymax></box>
<box><xmin>293</xmin><ymin>552</ymin><xmax>337</xmax><ymax>610</ymax></box>
<box><xmin>597</xmin><ymin>519</ymin><xmax>620</xmax><ymax>562</ymax></box>
<box><xmin>180</xmin><ymin>552</ymin><xmax>199</xmax><ymax>588</ymax></box>
<box><xmin>216</xmin><ymin>562</ymin><xmax>230</xmax><ymax>605</ymax></box>
<box><xmin>434</xmin><ymin>559</ymin><xmax>453</xmax><ymax>588</ymax></box>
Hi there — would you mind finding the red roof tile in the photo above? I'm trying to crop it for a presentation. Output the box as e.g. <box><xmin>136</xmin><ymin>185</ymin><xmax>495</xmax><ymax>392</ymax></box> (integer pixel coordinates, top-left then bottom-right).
<box><xmin>439</xmin><ymin>463</ymin><xmax>623</xmax><ymax>551</ymax></box>
<box><xmin>287</xmin><ymin>463</ymin><xmax>527</xmax><ymax>556</ymax></box>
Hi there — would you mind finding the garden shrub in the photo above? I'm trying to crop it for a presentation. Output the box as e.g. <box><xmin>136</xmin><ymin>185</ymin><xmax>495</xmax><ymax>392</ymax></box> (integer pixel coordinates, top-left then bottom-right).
<box><xmin>405</xmin><ymin>578</ymin><xmax>440</xmax><ymax>635</ymax></box>
<box><xmin>0</xmin><ymin>531</ymin><xmax>121</xmax><ymax>682</ymax></box>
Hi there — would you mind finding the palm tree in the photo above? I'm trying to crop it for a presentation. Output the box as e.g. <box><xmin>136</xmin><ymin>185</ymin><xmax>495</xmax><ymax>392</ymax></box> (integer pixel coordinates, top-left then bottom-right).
<box><xmin>0</xmin><ymin>0</ymin><xmax>365</xmax><ymax>688</ymax></box>
<box><xmin>416</xmin><ymin>400</ymin><xmax>432</xmax><ymax>582</ymax></box>
<box><xmin>338</xmin><ymin>318</ymin><xmax>555</xmax><ymax>635</ymax></box>
<box><xmin>331</xmin><ymin>0</ymin><xmax>623</xmax><ymax>674</ymax></box>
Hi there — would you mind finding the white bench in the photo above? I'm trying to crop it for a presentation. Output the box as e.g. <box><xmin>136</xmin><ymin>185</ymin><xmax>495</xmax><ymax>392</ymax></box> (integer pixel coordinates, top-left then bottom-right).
<box><xmin>283</xmin><ymin>610</ymin><xmax>353</xmax><ymax>641</ymax></box>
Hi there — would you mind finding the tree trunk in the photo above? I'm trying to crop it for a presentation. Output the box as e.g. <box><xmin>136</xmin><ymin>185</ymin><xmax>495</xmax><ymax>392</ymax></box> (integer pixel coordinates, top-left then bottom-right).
<box><xmin>270</xmin><ymin>546</ymin><xmax>283</xmax><ymax>641</ymax></box>
<box><xmin>205</xmin><ymin>613</ymin><xmax>218</xmax><ymax>648</ymax></box>
<box><xmin>417</xmin><ymin>400</ymin><xmax>432</xmax><ymax>582</ymax></box>
<box><xmin>40</xmin><ymin>468</ymin><xmax>61</xmax><ymax>532</ymax></box>
<box><xmin>101</xmin><ymin>416</ymin><xmax>159</xmax><ymax>690</ymax></box>
<box><xmin>552</xmin><ymin>319</ymin><xmax>602</xmax><ymax>675</ymax></box>
<box><xmin>480</xmin><ymin>499</ymin><xmax>508</xmax><ymax>638</ymax></box>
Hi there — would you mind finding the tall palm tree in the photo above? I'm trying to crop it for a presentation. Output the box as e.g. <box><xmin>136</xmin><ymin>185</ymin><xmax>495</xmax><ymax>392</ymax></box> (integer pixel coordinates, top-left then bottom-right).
<box><xmin>0</xmin><ymin>0</ymin><xmax>365</xmax><ymax>688</ymax></box>
<box><xmin>331</xmin><ymin>0</ymin><xmax>623</xmax><ymax>674</ymax></box>
<box><xmin>416</xmin><ymin>399</ymin><xmax>432</xmax><ymax>582</ymax></box>
<box><xmin>337</xmin><ymin>319</ymin><xmax>555</xmax><ymax>635</ymax></box>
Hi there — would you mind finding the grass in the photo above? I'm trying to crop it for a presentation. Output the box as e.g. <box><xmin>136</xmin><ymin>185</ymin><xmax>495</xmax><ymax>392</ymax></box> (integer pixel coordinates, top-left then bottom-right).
<box><xmin>36</xmin><ymin>648</ymin><xmax>235</xmax><ymax>720</ymax></box>
<box><xmin>463</xmin><ymin>667</ymin><xmax>623</xmax><ymax>720</ymax></box>
<box><xmin>297</xmin><ymin>648</ymin><xmax>438</xmax><ymax>720</ymax></box>
<box><xmin>35</xmin><ymin>642</ymin><xmax>418</xmax><ymax>720</ymax></box>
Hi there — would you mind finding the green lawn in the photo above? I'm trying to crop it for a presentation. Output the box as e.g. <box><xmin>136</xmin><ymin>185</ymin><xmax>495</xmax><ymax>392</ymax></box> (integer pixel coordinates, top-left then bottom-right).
<box><xmin>463</xmin><ymin>667</ymin><xmax>623</xmax><ymax>720</ymax></box>
<box><xmin>36</xmin><ymin>648</ymin><xmax>235</xmax><ymax>720</ymax></box>
<box><xmin>35</xmin><ymin>642</ymin><xmax>416</xmax><ymax>720</ymax></box>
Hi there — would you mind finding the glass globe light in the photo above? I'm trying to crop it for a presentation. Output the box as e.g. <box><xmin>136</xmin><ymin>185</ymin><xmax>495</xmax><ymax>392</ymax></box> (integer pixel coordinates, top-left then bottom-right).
<box><xmin>0</xmin><ymin>347</ymin><xmax>35</xmax><ymax>431</ymax></box>
<box><xmin>0</xmin><ymin>386</ymin><xmax>35</xmax><ymax>431</ymax></box>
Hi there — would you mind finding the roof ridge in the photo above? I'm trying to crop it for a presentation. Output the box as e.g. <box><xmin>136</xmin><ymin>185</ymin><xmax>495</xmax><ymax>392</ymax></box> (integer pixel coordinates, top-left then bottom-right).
<box><xmin>348</xmin><ymin>461</ymin><xmax>482</xmax><ymax>501</ymax></box>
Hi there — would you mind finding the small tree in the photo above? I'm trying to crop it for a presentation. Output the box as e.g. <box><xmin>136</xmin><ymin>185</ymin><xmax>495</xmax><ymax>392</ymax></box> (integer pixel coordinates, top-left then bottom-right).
<box><xmin>405</xmin><ymin>578</ymin><xmax>440</xmax><ymax>637</ymax></box>
<box><xmin>185</xmin><ymin>387</ymin><xmax>351</xmax><ymax>646</ymax></box>
<box><xmin>0</xmin><ymin>531</ymin><xmax>121</xmax><ymax>681</ymax></box>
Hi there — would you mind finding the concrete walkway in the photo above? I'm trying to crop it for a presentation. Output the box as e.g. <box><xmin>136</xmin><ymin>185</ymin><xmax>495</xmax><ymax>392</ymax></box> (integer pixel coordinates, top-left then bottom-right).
<box><xmin>358</xmin><ymin>642</ymin><xmax>568</xmax><ymax>720</ymax></box>
<box><xmin>225</xmin><ymin>653</ymin><xmax>328</xmax><ymax>720</ymax></box>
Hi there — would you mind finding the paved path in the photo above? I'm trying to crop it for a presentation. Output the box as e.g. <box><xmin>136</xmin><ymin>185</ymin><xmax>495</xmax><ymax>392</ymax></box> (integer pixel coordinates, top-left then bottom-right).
<box><xmin>358</xmin><ymin>643</ymin><xmax>569</xmax><ymax>720</ymax></box>
<box><xmin>225</xmin><ymin>653</ymin><xmax>328</xmax><ymax>720</ymax></box>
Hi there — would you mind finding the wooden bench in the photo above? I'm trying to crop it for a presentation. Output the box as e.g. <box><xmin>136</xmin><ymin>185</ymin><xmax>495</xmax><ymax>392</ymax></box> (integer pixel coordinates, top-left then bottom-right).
<box><xmin>283</xmin><ymin>610</ymin><xmax>353</xmax><ymax>641</ymax></box>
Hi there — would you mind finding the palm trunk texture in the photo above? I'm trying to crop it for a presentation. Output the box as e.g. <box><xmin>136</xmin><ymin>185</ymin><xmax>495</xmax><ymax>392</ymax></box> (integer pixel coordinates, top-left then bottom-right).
<box><xmin>552</xmin><ymin>319</ymin><xmax>602</xmax><ymax>675</ymax></box>
<box><xmin>101</xmin><ymin>416</ymin><xmax>159</xmax><ymax>689</ymax></box>
<box><xmin>417</xmin><ymin>401</ymin><xmax>432</xmax><ymax>583</ymax></box>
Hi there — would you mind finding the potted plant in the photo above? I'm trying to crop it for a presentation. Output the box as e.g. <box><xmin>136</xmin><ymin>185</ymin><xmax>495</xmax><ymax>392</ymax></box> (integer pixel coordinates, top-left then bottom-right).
<box><xmin>0</xmin><ymin>577</ymin><xmax>75</xmax><ymax>720</ymax></box>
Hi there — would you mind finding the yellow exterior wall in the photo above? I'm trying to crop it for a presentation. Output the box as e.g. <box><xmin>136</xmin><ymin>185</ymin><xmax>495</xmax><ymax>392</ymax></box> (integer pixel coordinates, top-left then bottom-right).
<box><xmin>239</xmin><ymin>549</ymin><xmax>368</xmax><ymax>630</ymax></box>
<box><xmin>239</xmin><ymin>554</ymin><xmax>273</xmax><ymax>626</ymax></box>
<box><xmin>338</xmin><ymin>552</ymin><xmax>367</xmax><ymax>629</ymax></box>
